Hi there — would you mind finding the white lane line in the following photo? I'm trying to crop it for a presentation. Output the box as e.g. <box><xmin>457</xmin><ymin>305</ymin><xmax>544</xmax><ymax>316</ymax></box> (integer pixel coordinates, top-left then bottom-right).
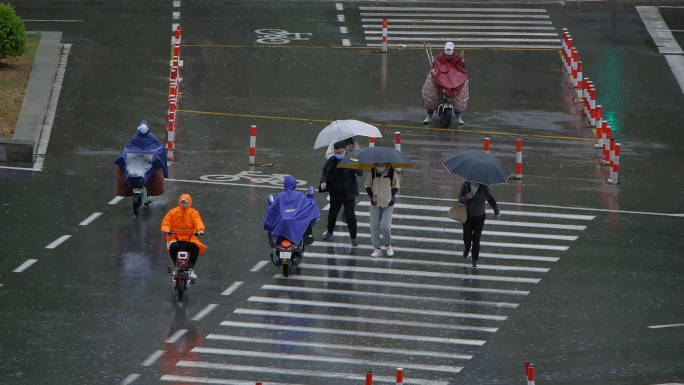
<box><xmin>249</xmin><ymin>260</ymin><xmax>269</xmax><ymax>272</ymax></box>
<box><xmin>305</xmin><ymin>251</ymin><xmax>550</xmax><ymax>273</ymax></box>
<box><xmin>647</xmin><ymin>323</ymin><xmax>684</xmax><ymax>329</ymax></box>
<box><xmin>337</xmin><ymin>14</ymin><xmax>345</xmax><ymax>22</ymax></box>
<box><xmin>322</xmin><ymin>203</ymin><xmax>330</xmax><ymax>210</ymax></box>
<box><xmin>637</xmin><ymin>6</ymin><xmax>683</xmax><ymax>54</ymax></box>
<box><xmin>665</xmin><ymin>55</ymin><xmax>684</xmax><ymax>95</ymax></box>
<box><xmin>220</xmin><ymin>321</ymin><xmax>486</xmax><ymax>346</ymax></box>
<box><xmin>45</xmin><ymin>235</ymin><xmax>72</xmax><ymax>249</ymax></box>
<box><xmin>365</xmin><ymin>36</ymin><xmax>561</xmax><ymax>43</ymax></box>
<box><xmin>248</xmin><ymin>296</ymin><xmax>508</xmax><ymax>320</ymax></box>
<box><xmin>353</xmin><ymin>232</ymin><xmax>569</xmax><ymax>251</ymax></box>
<box><xmin>172</xmin><ymin>11</ymin><xmax>180</xmax><ymax>20</ymax></box>
<box><xmin>172</xmin><ymin>22</ymin><xmax>180</xmax><ymax>31</ymax></box>
<box><xmin>342</xmin><ymin>39</ymin><xmax>351</xmax><ymax>46</ymax></box>
<box><xmin>357</xmin><ymin>201</ymin><xmax>595</xmax><ymax>220</ymax></box>
<box><xmin>173</xmin><ymin>0</ymin><xmax>181</xmax><ymax>7</ymax></box>
<box><xmin>24</xmin><ymin>19</ymin><xmax>84</xmax><ymax>22</ymax></box>
<box><xmin>141</xmin><ymin>350</ymin><xmax>164</xmax><ymax>366</ymax></box>
<box><xmin>121</xmin><ymin>373</ymin><xmax>140</xmax><ymax>385</ymax></box>
<box><xmin>193</xmin><ymin>346</ymin><xmax>463</xmax><ymax>373</ymax></box>
<box><xmin>221</xmin><ymin>281</ymin><xmax>244</xmax><ymax>296</ymax></box>
<box><xmin>278</xmin><ymin>274</ymin><xmax>530</xmax><ymax>296</ymax></box>
<box><xmin>365</xmin><ymin>31</ymin><xmax>558</xmax><ymax>36</ymax></box>
<box><xmin>260</xmin><ymin>284</ymin><xmax>518</xmax><ymax>308</ymax></box>
<box><xmin>235</xmin><ymin>308</ymin><xmax>498</xmax><ymax>332</ymax></box>
<box><xmin>13</xmin><ymin>259</ymin><xmax>38</xmax><ymax>273</ymax></box>
<box><xmin>165</xmin><ymin>329</ymin><xmax>188</xmax><ymax>343</ymax></box>
<box><xmin>174</xmin><ymin>362</ymin><xmax>449</xmax><ymax>385</ymax></box>
<box><xmin>79</xmin><ymin>212</ymin><xmax>103</xmax><ymax>226</ymax></box>
<box><xmin>335</xmin><ymin>2</ymin><xmax>343</xmax><ymax>11</ymax></box>
<box><xmin>340</xmin><ymin>26</ymin><xmax>348</xmax><ymax>34</ymax></box>
<box><xmin>0</xmin><ymin>165</ymin><xmax>38</xmax><ymax>171</ymax></box>
<box><xmin>192</xmin><ymin>304</ymin><xmax>218</xmax><ymax>321</ymax></box>
<box><xmin>362</xmin><ymin>18</ymin><xmax>553</xmax><ymax>25</ymax></box>
<box><xmin>360</xmin><ymin>13</ymin><xmax>550</xmax><ymax>18</ymax></box>
<box><xmin>354</xmin><ymin>211</ymin><xmax>586</xmax><ymax>231</ymax></box>
<box><xmin>309</xmin><ymin>242</ymin><xmax>559</xmax><ymax>262</ymax></box>
<box><xmin>347</xmin><ymin>221</ymin><xmax>578</xmax><ymax>241</ymax></box>
<box><xmin>108</xmin><ymin>196</ymin><xmax>125</xmax><ymax>205</ymax></box>
<box><xmin>363</xmin><ymin>25</ymin><xmax>557</xmax><ymax>30</ymax></box>
<box><xmin>205</xmin><ymin>334</ymin><xmax>472</xmax><ymax>359</ymax></box>
<box><xmin>359</xmin><ymin>6</ymin><xmax>548</xmax><ymax>12</ymax></box>
<box><xmin>299</xmin><ymin>263</ymin><xmax>541</xmax><ymax>283</ymax></box>
<box><xmin>367</xmin><ymin>43</ymin><xmax>562</xmax><ymax>49</ymax></box>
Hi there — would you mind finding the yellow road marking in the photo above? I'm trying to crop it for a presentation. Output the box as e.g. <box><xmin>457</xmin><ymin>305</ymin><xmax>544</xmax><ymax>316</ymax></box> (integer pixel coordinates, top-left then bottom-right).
<box><xmin>179</xmin><ymin>109</ymin><xmax>593</xmax><ymax>141</ymax></box>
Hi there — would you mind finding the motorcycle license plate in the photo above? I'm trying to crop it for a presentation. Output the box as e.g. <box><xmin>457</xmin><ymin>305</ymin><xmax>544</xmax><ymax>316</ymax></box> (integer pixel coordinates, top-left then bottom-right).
<box><xmin>280</xmin><ymin>252</ymin><xmax>292</xmax><ymax>260</ymax></box>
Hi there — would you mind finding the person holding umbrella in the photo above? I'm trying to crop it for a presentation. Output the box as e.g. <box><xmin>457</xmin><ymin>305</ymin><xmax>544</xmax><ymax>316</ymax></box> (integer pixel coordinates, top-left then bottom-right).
<box><xmin>457</xmin><ymin>181</ymin><xmax>500</xmax><ymax>267</ymax></box>
<box><xmin>365</xmin><ymin>163</ymin><xmax>400</xmax><ymax>257</ymax></box>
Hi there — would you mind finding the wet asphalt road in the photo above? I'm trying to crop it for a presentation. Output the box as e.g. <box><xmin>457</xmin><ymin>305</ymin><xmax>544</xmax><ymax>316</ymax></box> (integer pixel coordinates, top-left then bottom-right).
<box><xmin>1</xmin><ymin>1</ymin><xmax>683</xmax><ymax>385</ymax></box>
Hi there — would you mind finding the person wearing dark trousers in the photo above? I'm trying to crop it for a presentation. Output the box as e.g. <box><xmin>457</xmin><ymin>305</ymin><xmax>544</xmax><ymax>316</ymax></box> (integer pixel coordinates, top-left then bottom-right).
<box><xmin>458</xmin><ymin>181</ymin><xmax>500</xmax><ymax>267</ymax></box>
<box><xmin>320</xmin><ymin>140</ymin><xmax>363</xmax><ymax>246</ymax></box>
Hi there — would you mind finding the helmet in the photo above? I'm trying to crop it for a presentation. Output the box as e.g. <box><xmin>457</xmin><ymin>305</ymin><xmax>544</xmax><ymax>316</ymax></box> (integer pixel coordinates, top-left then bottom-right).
<box><xmin>137</xmin><ymin>122</ymin><xmax>150</xmax><ymax>135</ymax></box>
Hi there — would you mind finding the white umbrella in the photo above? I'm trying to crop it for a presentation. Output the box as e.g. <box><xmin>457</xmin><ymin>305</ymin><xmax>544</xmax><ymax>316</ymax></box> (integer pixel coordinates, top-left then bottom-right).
<box><xmin>313</xmin><ymin>119</ymin><xmax>382</xmax><ymax>149</ymax></box>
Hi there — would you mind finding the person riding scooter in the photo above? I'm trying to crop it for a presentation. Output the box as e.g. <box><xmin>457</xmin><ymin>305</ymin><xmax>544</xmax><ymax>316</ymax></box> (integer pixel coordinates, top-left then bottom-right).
<box><xmin>422</xmin><ymin>42</ymin><xmax>469</xmax><ymax>126</ymax></box>
<box><xmin>161</xmin><ymin>194</ymin><xmax>206</xmax><ymax>280</ymax></box>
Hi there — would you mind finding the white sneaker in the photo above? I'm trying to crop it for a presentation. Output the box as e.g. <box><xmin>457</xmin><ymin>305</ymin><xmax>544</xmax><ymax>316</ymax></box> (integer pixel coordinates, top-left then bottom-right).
<box><xmin>423</xmin><ymin>115</ymin><xmax>432</xmax><ymax>124</ymax></box>
<box><xmin>371</xmin><ymin>248</ymin><xmax>383</xmax><ymax>258</ymax></box>
<box><xmin>456</xmin><ymin>117</ymin><xmax>465</xmax><ymax>125</ymax></box>
<box><xmin>189</xmin><ymin>269</ymin><xmax>198</xmax><ymax>279</ymax></box>
<box><xmin>385</xmin><ymin>245</ymin><xmax>394</xmax><ymax>257</ymax></box>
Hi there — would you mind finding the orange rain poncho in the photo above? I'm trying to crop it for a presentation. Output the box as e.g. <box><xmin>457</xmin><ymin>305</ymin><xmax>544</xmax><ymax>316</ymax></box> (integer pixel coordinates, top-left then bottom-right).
<box><xmin>160</xmin><ymin>193</ymin><xmax>207</xmax><ymax>255</ymax></box>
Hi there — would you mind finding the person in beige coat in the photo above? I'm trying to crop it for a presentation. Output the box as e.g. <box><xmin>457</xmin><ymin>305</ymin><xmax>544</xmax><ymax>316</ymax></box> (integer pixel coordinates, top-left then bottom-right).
<box><xmin>364</xmin><ymin>163</ymin><xmax>400</xmax><ymax>257</ymax></box>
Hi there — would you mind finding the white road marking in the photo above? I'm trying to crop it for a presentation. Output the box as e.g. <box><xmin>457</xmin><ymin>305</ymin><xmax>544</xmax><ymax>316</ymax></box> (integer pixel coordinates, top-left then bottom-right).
<box><xmin>310</xmin><ymin>242</ymin><xmax>560</xmax><ymax>262</ymax></box>
<box><xmin>357</xmin><ymin>201</ymin><xmax>595</xmax><ymax>220</ymax></box>
<box><xmin>161</xmin><ymin>375</ymin><xmax>302</xmax><ymax>385</ymax></box>
<box><xmin>13</xmin><ymin>259</ymin><xmax>38</xmax><ymax>273</ymax></box>
<box><xmin>342</xmin><ymin>38</ymin><xmax>351</xmax><ymax>46</ymax></box>
<box><xmin>221</xmin><ymin>281</ymin><xmax>243</xmax><ymax>296</ymax></box>
<box><xmin>172</xmin><ymin>12</ymin><xmax>180</xmax><ymax>20</ymax></box>
<box><xmin>340</xmin><ymin>26</ymin><xmax>348</xmax><ymax>34</ymax></box>
<box><xmin>298</xmin><ymin>263</ymin><xmax>541</xmax><ymax>283</ymax></box>
<box><xmin>665</xmin><ymin>55</ymin><xmax>684</xmax><ymax>95</ymax></box>
<box><xmin>353</xmin><ymin>232</ymin><xmax>569</xmax><ymax>251</ymax></box>
<box><xmin>249</xmin><ymin>260</ymin><xmax>269</xmax><ymax>272</ymax></box>
<box><xmin>173</xmin><ymin>0</ymin><xmax>181</xmax><ymax>7</ymax></box>
<box><xmin>45</xmin><ymin>235</ymin><xmax>72</xmax><ymax>249</ymax></box>
<box><xmin>360</xmin><ymin>13</ymin><xmax>550</xmax><ymax>19</ymax></box>
<box><xmin>367</xmin><ymin>43</ymin><xmax>562</xmax><ymax>49</ymax></box>
<box><xmin>647</xmin><ymin>323</ymin><xmax>684</xmax><ymax>329</ymax></box>
<box><xmin>359</xmin><ymin>6</ymin><xmax>548</xmax><ymax>12</ymax></box>
<box><xmin>108</xmin><ymin>196</ymin><xmax>124</xmax><ymax>205</ymax></box>
<box><xmin>337</xmin><ymin>14</ymin><xmax>345</xmax><ymax>22</ymax></box>
<box><xmin>235</xmin><ymin>308</ymin><xmax>498</xmax><ymax>332</ymax></box>
<box><xmin>363</xmin><ymin>25</ymin><xmax>557</xmax><ymax>30</ymax></box>
<box><xmin>141</xmin><ymin>350</ymin><xmax>164</xmax><ymax>366</ymax></box>
<box><xmin>193</xmin><ymin>346</ymin><xmax>463</xmax><ymax>373</ymax></box>
<box><xmin>173</xmin><ymin>362</ymin><xmax>449</xmax><ymax>385</ymax></box>
<box><xmin>0</xmin><ymin>165</ymin><xmax>38</xmax><ymax>171</ymax></box>
<box><xmin>346</xmin><ymin>221</ymin><xmax>578</xmax><ymax>241</ymax></box>
<box><xmin>24</xmin><ymin>19</ymin><xmax>84</xmax><ymax>22</ymax></box>
<box><xmin>192</xmin><ymin>304</ymin><xmax>218</xmax><ymax>321</ymax></box>
<box><xmin>366</xmin><ymin>36</ymin><xmax>562</xmax><ymax>43</ymax></box>
<box><xmin>165</xmin><ymin>329</ymin><xmax>188</xmax><ymax>343</ymax></box>
<box><xmin>220</xmin><ymin>320</ymin><xmax>486</xmax><ymax>345</ymax></box>
<box><xmin>247</xmin><ymin>296</ymin><xmax>508</xmax><ymax>320</ymax></box>
<box><xmin>305</xmin><ymin>251</ymin><xmax>550</xmax><ymax>273</ymax></box>
<box><xmin>260</xmin><ymin>284</ymin><xmax>518</xmax><ymax>308</ymax></box>
<box><xmin>121</xmin><ymin>373</ymin><xmax>140</xmax><ymax>385</ymax></box>
<box><xmin>637</xmin><ymin>6</ymin><xmax>683</xmax><ymax>54</ymax></box>
<box><xmin>205</xmin><ymin>334</ymin><xmax>472</xmax><ymax>359</ymax></box>
<box><xmin>172</xmin><ymin>23</ymin><xmax>179</xmax><ymax>31</ymax></box>
<box><xmin>79</xmin><ymin>212</ymin><xmax>103</xmax><ymax>226</ymax></box>
<box><xmin>365</xmin><ymin>31</ymin><xmax>558</xmax><ymax>36</ymax></box>
<box><xmin>335</xmin><ymin>3</ymin><xmax>343</xmax><ymax>11</ymax></box>
<box><xmin>362</xmin><ymin>18</ymin><xmax>553</xmax><ymax>25</ymax></box>
<box><xmin>278</xmin><ymin>274</ymin><xmax>530</xmax><ymax>295</ymax></box>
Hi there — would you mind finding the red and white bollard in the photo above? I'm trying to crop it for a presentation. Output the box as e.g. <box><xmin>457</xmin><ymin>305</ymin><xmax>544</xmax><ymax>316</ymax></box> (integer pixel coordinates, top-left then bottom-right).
<box><xmin>571</xmin><ymin>48</ymin><xmax>578</xmax><ymax>87</ymax></box>
<box><xmin>249</xmin><ymin>125</ymin><xmax>257</xmax><ymax>165</ymax></box>
<box><xmin>167</xmin><ymin>140</ymin><xmax>174</xmax><ymax>160</ymax></box>
<box><xmin>527</xmin><ymin>366</ymin><xmax>535</xmax><ymax>385</ymax></box>
<box><xmin>382</xmin><ymin>19</ymin><xmax>388</xmax><ymax>53</ymax></box>
<box><xmin>576</xmin><ymin>61</ymin><xmax>583</xmax><ymax>99</ymax></box>
<box><xmin>396</xmin><ymin>368</ymin><xmax>403</xmax><ymax>385</ymax></box>
<box><xmin>167</xmin><ymin>119</ymin><xmax>175</xmax><ymax>143</ymax></box>
<box><xmin>369</xmin><ymin>137</ymin><xmax>375</xmax><ymax>148</ymax></box>
<box><xmin>589</xmin><ymin>85</ymin><xmax>596</xmax><ymax>127</ymax></box>
<box><xmin>595</xmin><ymin>105</ymin><xmax>603</xmax><ymax>131</ymax></box>
<box><xmin>594</xmin><ymin>121</ymin><xmax>605</xmax><ymax>149</ymax></box>
<box><xmin>602</xmin><ymin>126</ymin><xmax>612</xmax><ymax>164</ymax></box>
<box><xmin>511</xmin><ymin>139</ymin><xmax>522</xmax><ymax>180</ymax></box>
<box><xmin>608</xmin><ymin>143</ymin><xmax>620</xmax><ymax>184</ymax></box>
<box><xmin>366</xmin><ymin>371</ymin><xmax>373</xmax><ymax>385</ymax></box>
<box><xmin>395</xmin><ymin>131</ymin><xmax>402</xmax><ymax>171</ymax></box>
<box><xmin>174</xmin><ymin>43</ymin><xmax>181</xmax><ymax>59</ymax></box>
<box><xmin>483</xmin><ymin>137</ymin><xmax>490</xmax><ymax>153</ymax></box>
<box><xmin>255</xmin><ymin>383</ymin><xmax>261</xmax><ymax>385</ymax></box>
<box><xmin>583</xmin><ymin>78</ymin><xmax>590</xmax><ymax>115</ymax></box>
<box><xmin>174</xmin><ymin>25</ymin><xmax>182</xmax><ymax>45</ymax></box>
<box><xmin>565</xmin><ymin>38</ymin><xmax>573</xmax><ymax>75</ymax></box>
<box><xmin>561</xmin><ymin>29</ymin><xmax>568</xmax><ymax>69</ymax></box>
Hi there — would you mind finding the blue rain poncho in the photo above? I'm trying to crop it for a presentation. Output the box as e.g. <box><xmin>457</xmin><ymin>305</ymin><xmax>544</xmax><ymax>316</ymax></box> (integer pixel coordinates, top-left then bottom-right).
<box><xmin>114</xmin><ymin>120</ymin><xmax>169</xmax><ymax>186</ymax></box>
<box><xmin>263</xmin><ymin>176</ymin><xmax>320</xmax><ymax>244</ymax></box>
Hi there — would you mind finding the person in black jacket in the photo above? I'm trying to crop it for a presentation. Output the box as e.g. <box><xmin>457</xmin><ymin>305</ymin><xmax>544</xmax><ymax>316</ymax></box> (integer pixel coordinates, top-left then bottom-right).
<box><xmin>320</xmin><ymin>141</ymin><xmax>363</xmax><ymax>246</ymax></box>
<box><xmin>457</xmin><ymin>181</ymin><xmax>500</xmax><ymax>267</ymax></box>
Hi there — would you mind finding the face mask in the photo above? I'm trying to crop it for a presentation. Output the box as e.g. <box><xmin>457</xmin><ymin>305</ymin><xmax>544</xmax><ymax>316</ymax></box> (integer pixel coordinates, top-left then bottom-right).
<box><xmin>471</xmin><ymin>183</ymin><xmax>480</xmax><ymax>188</ymax></box>
<box><xmin>334</xmin><ymin>153</ymin><xmax>344</xmax><ymax>160</ymax></box>
<box><xmin>376</xmin><ymin>166</ymin><xmax>386</xmax><ymax>172</ymax></box>
<box><xmin>445</xmin><ymin>50</ymin><xmax>453</xmax><ymax>56</ymax></box>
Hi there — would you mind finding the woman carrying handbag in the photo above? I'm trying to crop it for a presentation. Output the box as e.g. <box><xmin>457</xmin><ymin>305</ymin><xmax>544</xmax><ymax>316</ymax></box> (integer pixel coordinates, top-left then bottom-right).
<box><xmin>457</xmin><ymin>181</ymin><xmax>500</xmax><ymax>267</ymax></box>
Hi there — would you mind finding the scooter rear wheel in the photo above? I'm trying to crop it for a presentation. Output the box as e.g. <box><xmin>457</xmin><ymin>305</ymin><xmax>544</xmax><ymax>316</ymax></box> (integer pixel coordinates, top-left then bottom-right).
<box><xmin>282</xmin><ymin>263</ymin><xmax>290</xmax><ymax>277</ymax></box>
<box><xmin>177</xmin><ymin>277</ymin><xmax>185</xmax><ymax>301</ymax></box>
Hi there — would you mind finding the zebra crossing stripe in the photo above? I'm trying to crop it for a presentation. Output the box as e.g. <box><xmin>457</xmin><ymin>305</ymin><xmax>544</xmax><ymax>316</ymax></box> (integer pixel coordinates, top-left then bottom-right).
<box><xmin>161</xmin><ymin>375</ymin><xmax>303</xmax><ymax>385</ymax></box>
<box><xmin>364</xmin><ymin>31</ymin><xmax>559</xmax><ymax>37</ymax></box>
<box><xmin>363</xmin><ymin>25</ymin><xmax>557</xmax><ymax>30</ymax></box>
<box><xmin>366</xmin><ymin>37</ymin><xmax>561</xmax><ymax>43</ymax></box>
<box><xmin>205</xmin><ymin>334</ymin><xmax>473</xmax><ymax>359</ymax></box>
<box><xmin>359</xmin><ymin>6</ymin><xmax>548</xmax><ymax>12</ymax></box>
<box><xmin>219</xmin><ymin>320</ymin><xmax>487</xmax><ymax>345</ymax></box>
<box><xmin>173</xmin><ymin>362</ymin><xmax>450</xmax><ymax>385</ymax></box>
<box><xmin>304</xmin><ymin>251</ymin><xmax>550</xmax><ymax>273</ymax></box>
<box><xmin>276</xmin><ymin>274</ymin><xmax>530</xmax><ymax>296</ymax></box>
<box><xmin>260</xmin><ymin>284</ymin><xmax>519</xmax><ymax>308</ymax></box>
<box><xmin>309</xmin><ymin>242</ymin><xmax>560</xmax><ymax>262</ymax></box>
<box><xmin>360</xmin><ymin>13</ymin><xmax>550</xmax><ymax>19</ymax></box>
<box><xmin>353</xmin><ymin>232</ymin><xmax>569</xmax><ymax>250</ymax></box>
<box><xmin>235</xmin><ymin>308</ymin><xmax>498</xmax><ymax>332</ymax></box>
<box><xmin>362</xmin><ymin>18</ymin><xmax>553</xmax><ymax>25</ymax></box>
<box><xmin>192</xmin><ymin>347</ymin><xmax>464</xmax><ymax>373</ymax></box>
<box><xmin>247</xmin><ymin>296</ymin><xmax>508</xmax><ymax>320</ymax></box>
<box><xmin>346</xmin><ymin>221</ymin><xmax>579</xmax><ymax>241</ymax></box>
<box><xmin>298</xmin><ymin>263</ymin><xmax>541</xmax><ymax>283</ymax></box>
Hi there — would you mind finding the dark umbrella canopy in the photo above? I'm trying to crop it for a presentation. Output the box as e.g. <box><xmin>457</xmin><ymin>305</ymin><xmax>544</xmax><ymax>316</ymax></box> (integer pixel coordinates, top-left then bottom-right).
<box><xmin>337</xmin><ymin>147</ymin><xmax>414</xmax><ymax>170</ymax></box>
<box><xmin>442</xmin><ymin>150</ymin><xmax>510</xmax><ymax>185</ymax></box>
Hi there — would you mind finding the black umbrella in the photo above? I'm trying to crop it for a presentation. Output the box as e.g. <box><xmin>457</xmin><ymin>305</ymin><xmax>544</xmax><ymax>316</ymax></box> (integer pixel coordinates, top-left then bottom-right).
<box><xmin>442</xmin><ymin>150</ymin><xmax>510</xmax><ymax>185</ymax></box>
<box><xmin>337</xmin><ymin>147</ymin><xmax>414</xmax><ymax>170</ymax></box>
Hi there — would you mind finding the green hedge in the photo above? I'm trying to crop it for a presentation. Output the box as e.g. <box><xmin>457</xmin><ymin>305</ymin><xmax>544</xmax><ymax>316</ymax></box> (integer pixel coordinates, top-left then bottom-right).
<box><xmin>0</xmin><ymin>3</ymin><xmax>26</xmax><ymax>59</ymax></box>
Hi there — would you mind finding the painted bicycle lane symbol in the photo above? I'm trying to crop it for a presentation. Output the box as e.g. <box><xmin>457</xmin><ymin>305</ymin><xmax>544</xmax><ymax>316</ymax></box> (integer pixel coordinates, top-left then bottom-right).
<box><xmin>255</xmin><ymin>29</ymin><xmax>313</xmax><ymax>45</ymax></box>
<box><xmin>200</xmin><ymin>171</ymin><xmax>307</xmax><ymax>187</ymax></box>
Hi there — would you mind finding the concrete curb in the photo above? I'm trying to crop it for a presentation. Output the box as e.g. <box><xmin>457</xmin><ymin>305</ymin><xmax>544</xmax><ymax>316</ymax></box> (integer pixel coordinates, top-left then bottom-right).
<box><xmin>0</xmin><ymin>31</ymin><xmax>61</xmax><ymax>164</ymax></box>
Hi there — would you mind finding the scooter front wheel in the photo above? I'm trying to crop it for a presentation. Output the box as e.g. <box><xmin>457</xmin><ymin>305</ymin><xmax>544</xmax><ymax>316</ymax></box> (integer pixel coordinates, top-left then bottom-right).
<box><xmin>282</xmin><ymin>263</ymin><xmax>290</xmax><ymax>277</ymax></box>
<box><xmin>441</xmin><ymin>108</ymin><xmax>453</xmax><ymax>128</ymax></box>
<box><xmin>132</xmin><ymin>193</ymin><xmax>142</xmax><ymax>216</ymax></box>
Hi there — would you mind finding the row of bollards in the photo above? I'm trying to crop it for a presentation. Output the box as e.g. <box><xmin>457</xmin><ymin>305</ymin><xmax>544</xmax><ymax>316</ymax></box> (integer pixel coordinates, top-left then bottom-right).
<box><xmin>167</xmin><ymin>25</ymin><xmax>183</xmax><ymax>161</ymax></box>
